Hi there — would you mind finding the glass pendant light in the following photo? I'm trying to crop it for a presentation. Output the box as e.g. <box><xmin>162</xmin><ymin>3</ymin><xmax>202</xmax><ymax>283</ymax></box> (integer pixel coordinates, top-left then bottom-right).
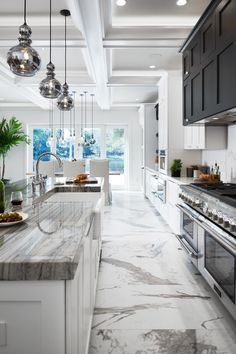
<box><xmin>39</xmin><ymin>0</ymin><xmax>61</xmax><ymax>98</ymax></box>
<box><xmin>90</xmin><ymin>94</ymin><xmax>96</xmax><ymax>144</ymax></box>
<box><xmin>78</xmin><ymin>93</ymin><xmax>85</xmax><ymax>146</ymax></box>
<box><xmin>57</xmin><ymin>9</ymin><xmax>74</xmax><ymax>111</ymax></box>
<box><xmin>7</xmin><ymin>0</ymin><xmax>41</xmax><ymax>77</ymax></box>
<box><xmin>83</xmin><ymin>91</ymin><xmax>90</xmax><ymax>147</ymax></box>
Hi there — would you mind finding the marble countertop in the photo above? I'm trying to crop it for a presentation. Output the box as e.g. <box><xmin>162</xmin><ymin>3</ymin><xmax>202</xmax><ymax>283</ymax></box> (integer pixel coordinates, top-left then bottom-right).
<box><xmin>165</xmin><ymin>175</ymin><xmax>196</xmax><ymax>185</ymax></box>
<box><xmin>0</xmin><ymin>177</ymin><xmax>103</xmax><ymax>281</ymax></box>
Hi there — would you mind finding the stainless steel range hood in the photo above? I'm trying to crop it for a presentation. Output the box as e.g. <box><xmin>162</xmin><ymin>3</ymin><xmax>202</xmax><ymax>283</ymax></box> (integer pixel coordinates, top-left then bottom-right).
<box><xmin>191</xmin><ymin>108</ymin><xmax>236</xmax><ymax>126</ymax></box>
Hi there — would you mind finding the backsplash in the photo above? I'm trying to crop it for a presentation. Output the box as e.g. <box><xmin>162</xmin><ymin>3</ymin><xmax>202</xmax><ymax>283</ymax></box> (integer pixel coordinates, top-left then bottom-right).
<box><xmin>202</xmin><ymin>125</ymin><xmax>236</xmax><ymax>182</ymax></box>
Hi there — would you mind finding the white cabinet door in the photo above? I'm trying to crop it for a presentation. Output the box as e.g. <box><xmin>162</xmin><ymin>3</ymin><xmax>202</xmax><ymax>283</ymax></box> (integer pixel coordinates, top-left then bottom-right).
<box><xmin>184</xmin><ymin>126</ymin><xmax>205</xmax><ymax>150</ymax></box>
<box><xmin>66</xmin><ymin>247</ymin><xmax>84</xmax><ymax>354</ymax></box>
<box><xmin>83</xmin><ymin>223</ymin><xmax>92</xmax><ymax>354</ymax></box>
<box><xmin>166</xmin><ymin>180</ymin><xmax>180</xmax><ymax>207</ymax></box>
<box><xmin>0</xmin><ymin>282</ymin><xmax>65</xmax><ymax>354</ymax></box>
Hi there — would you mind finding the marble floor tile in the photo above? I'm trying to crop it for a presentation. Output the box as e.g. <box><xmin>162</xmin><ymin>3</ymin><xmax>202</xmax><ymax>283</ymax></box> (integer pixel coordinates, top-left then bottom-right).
<box><xmin>89</xmin><ymin>192</ymin><xmax>236</xmax><ymax>353</ymax></box>
<box><xmin>89</xmin><ymin>329</ymin><xmax>236</xmax><ymax>354</ymax></box>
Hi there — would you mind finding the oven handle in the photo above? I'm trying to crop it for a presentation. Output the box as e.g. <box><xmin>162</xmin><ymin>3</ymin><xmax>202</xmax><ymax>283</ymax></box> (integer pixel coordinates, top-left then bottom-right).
<box><xmin>195</xmin><ymin>217</ymin><xmax>236</xmax><ymax>256</ymax></box>
<box><xmin>176</xmin><ymin>234</ymin><xmax>200</xmax><ymax>259</ymax></box>
<box><xmin>176</xmin><ymin>203</ymin><xmax>201</xmax><ymax>220</ymax></box>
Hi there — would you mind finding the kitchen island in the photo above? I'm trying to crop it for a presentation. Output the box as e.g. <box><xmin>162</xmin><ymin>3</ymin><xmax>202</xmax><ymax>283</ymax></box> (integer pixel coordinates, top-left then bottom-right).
<box><xmin>0</xmin><ymin>178</ymin><xmax>104</xmax><ymax>354</ymax></box>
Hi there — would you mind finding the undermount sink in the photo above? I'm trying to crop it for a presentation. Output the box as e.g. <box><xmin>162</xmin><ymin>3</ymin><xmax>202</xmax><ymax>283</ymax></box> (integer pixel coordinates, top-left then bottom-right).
<box><xmin>44</xmin><ymin>192</ymin><xmax>101</xmax><ymax>203</ymax></box>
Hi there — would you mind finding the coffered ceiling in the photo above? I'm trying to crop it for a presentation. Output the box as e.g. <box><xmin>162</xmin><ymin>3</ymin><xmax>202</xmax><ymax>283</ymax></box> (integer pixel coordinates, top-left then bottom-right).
<box><xmin>0</xmin><ymin>0</ymin><xmax>211</xmax><ymax>110</ymax></box>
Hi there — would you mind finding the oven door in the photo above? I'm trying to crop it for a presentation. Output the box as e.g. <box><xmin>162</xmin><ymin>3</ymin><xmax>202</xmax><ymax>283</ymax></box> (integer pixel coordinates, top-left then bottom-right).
<box><xmin>198</xmin><ymin>220</ymin><xmax>236</xmax><ymax>320</ymax></box>
<box><xmin>176</xmin><ymin>203</ymin><xmax>200</xmax><ymax>266</ymax></box>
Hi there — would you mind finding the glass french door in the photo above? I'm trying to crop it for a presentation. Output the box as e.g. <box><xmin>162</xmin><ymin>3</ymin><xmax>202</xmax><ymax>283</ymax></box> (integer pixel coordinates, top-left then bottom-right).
<box><xmin>105</xmin><ymin>126</ymin><xmax>127</xmax><ymax>188</ymax></box>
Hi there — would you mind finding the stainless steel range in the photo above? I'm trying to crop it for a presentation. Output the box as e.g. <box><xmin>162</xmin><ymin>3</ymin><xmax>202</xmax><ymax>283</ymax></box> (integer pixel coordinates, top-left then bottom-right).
<box><xmin>177</xmin><ymin>183</ymin><xmax>236</xmax><ymax>321</ymax></box>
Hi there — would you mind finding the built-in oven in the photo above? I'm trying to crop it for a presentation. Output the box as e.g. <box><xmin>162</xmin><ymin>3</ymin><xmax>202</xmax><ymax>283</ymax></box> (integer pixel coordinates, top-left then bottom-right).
<box><xmin>198</xmin><ymin>219</ymin><xmax>236</xmax><ymax>320</ymax></box>
<box><xmin>159</xmin><ymin>150</ymin><xmax>167</xmax><ymax>174</ymax></box>
<box><xmin>176</xmin><ymin>203</ymin><xmax>201</xmax><ymax>267</ymax></box>
<box><xmin>157</xmin><ymin>176</ymin><xmax>166</xmax><ymax>203</ymax></box>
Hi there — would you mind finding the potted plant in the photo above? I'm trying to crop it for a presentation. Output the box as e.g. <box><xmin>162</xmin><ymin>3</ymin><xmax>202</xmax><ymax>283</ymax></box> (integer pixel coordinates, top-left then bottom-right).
<box><xmin>170</xmin><ymin>159</ymin><xmax>182</xmax><ymax>177</ymax></box>
<box><xmin>0</xmin><ymin>117</ymin><xmax>30</xmax><ymax>182</ymax></box>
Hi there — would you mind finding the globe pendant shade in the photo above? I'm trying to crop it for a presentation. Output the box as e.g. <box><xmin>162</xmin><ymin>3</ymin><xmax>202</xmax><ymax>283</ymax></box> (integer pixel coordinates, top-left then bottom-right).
<box><xmin>7</xmin><ymin>24</ymin><xmax>41</xmax><ymax>77</ymax></box>
<box><xmin>57</xmin><ymin>83</ymin><xmax>74</xmax><ymax>111</ymax></box>
<box><xmin>39</xmin><ymin>62</ymin><xmax>62</xmax><ymax>98</ymax></box>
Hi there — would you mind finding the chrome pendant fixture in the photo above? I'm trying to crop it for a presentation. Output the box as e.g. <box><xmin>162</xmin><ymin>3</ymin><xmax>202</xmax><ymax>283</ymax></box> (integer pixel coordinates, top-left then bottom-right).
<box><xmin>57</xmin><ymin>9</ymin><xmax>74</xmax><ymax>111</ymax></box>
<box><xmin>90</xmin><ymin>94</ymin><xmax>96</xmax><ymax>144</ymax></box>
<box><xmin>39</xmin><ymin>0</ymin><xmax>61</xmax><ymax>98</ymax></box>
<box><xmin>7</xmin><ymin>0</ymin><xmax>41</xmax><ymax>77</ymax></box>
<box><xmin>78</xmin><ymin>93</ymin><xmax>85</xmax><ymax>146</ymax></box>
<box><xmin>83</xmin><ymin>91</ymin><xmax>90</xmax><ymax>147</ymax></box>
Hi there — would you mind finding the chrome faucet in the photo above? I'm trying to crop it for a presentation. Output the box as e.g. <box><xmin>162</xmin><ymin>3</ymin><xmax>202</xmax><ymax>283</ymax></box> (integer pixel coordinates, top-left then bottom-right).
<box><xmin>32</xmin><ymin>152</ymin><xmax>62</xmax><ymax>195</ymax></box>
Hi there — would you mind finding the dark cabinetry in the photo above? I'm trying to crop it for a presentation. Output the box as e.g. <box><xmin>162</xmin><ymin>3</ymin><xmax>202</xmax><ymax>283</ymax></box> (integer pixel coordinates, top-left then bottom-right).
<box><xmin>182</xmin><ymin>0</ymin><xmax>236</xmax><ymax>125</ymax></box>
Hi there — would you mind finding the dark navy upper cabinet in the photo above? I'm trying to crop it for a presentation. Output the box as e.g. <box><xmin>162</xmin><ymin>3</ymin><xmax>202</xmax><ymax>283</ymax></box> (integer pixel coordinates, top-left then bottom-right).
<box><xmin>181</xmin><ymin>0</ymin><xmax>236</xmax><ymax>125</ymax></box>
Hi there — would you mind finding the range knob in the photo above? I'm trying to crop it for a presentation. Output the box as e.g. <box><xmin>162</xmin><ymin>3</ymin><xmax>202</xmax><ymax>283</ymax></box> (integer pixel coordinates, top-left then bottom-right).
<box><xmin>212</xmin><ymin>209</ymin><xmax>218</xmax><ymax>221</ymax></box>
<box><xmin>207</xmin><ymin>209</ymin><xmax>213</xmax><ymax>217</ymax></box>
<box><xmin>217</xmin><ymin>212</ymin><xmax>224</xmax><ymax>224</ymax></box>
<box><xmin>223</xmin><ymin>218</ymin><xmax>230</xmax><ymax>228</ymax></box>
<box><xmin>229</xmin><ymin>220</ymin><xmax>236</xmax><ymax>233</ymax></box>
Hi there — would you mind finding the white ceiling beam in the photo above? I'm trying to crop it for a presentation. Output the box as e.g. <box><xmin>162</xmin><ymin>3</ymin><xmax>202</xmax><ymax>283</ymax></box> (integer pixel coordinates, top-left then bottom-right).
<box><xmin>112</xmin><ymin>70</ymin><xmax>167</xmax><ymax>77</ymax></box>
<box><xmin>112</xmin><ymin>16</ymin><xmax>199</xmax><ymax>28</ymax></box>
<box><xmin>103</xmin><ymin>39</ymin><xmax>183</xmax><ymax>48</ymax></box>
<box><xmin>67</xmin><ymin>0</ymin><xmax>110</xmax><ymax>110</ymax></box>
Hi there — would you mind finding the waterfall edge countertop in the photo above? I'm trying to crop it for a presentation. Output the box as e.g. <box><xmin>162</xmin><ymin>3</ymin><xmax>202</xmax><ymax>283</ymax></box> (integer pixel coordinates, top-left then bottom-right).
<box><xmin>0</xmin><ymin>177</ymin><xmax>103</xmax><ymax>281</ymax></box>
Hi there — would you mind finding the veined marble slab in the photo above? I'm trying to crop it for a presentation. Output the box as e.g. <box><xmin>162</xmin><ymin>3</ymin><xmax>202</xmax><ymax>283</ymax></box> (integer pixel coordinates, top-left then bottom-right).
<box><xmin>0</xmin><ymin>201</ymin><xmax>95</xmax><ymax>280</ymax></box>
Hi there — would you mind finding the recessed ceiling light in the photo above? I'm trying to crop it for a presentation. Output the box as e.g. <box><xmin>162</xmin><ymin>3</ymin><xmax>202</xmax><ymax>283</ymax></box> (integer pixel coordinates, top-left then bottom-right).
<box><xmin>42</xmin><ymin>47</ymin><xmax>45</xmax><ymax>51</ymax></box>
<box><xmin>176</xmin><ymin>0</ymin><xmax>187</xmax><ymax>6</ymax></box>
<box><xmin>136</xmin><ymin>98</ymin><xmax>140</xmax><ymax>101</ymax></box>
<box><xmin>116</xmin><ymin>0</ymin><xmax>127</xmax><ymax>6</ymax></box>
<box><xmin>149</xmin><ymin>65</ymin><xmax>156</xmax><ymax>69</ymax></box>
<box><xmin>212</xmin><ymin>117</ymin><xmax>219</xmax><ymax>120</ymax></box>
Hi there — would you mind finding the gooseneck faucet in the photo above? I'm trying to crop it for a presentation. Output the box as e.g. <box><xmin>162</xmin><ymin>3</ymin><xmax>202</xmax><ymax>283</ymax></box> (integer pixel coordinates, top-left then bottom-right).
<box><xmin>35</xmin><ymin>152</ymin><xmax>62</xmax><ymax>180</ymax></box>
<box><xmin>32</xmin><ymin>152</ymin><xmax>62</xmax><ymax>195</ymax></box>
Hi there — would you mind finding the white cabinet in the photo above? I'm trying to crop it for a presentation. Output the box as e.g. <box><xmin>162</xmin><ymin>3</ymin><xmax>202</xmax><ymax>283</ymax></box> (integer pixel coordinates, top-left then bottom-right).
<box><xmin>0</xmin><ymin>212</ymin><xmax>102</xmax><ymax>354</ymax></box>
<box><xmin>166</xmin><ymin>180</ymin><xmax>181</xmax><ymax>234</ymax></box>
<box><xmin>184</xmin><ymin>126</ymin><xmax>227</xmax><ymax>150</ymax></box>
<box><xmin>184</xmin><ymin>126</ymin><xmax>205</xmax><ymax>149</ymax></box>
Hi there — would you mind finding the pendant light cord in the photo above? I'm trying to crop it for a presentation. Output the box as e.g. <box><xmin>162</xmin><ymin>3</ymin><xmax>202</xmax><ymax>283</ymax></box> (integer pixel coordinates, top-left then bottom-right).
<box><xmin>51</xmin><ymin>100</ymin><xmax>54</xmax><ymax>138</ymax></box>
<box><xmin>49</xmin><ymin>0</ymin><xmax>52</xmax><ymax>63</ymax></box>
<box><xmin>64</xmin><ymin>14</ymin><xmax>67</xmax><ymax>84</ymax></box>
<box><xmin>24</xmin><ymin>0</ymin><xmax>27</xmax><ymax>25</ymax></box>
<box><xmin>73</xmin><ymin>92</ymin><xmax>76</xmax><ymax>135</ymax></box>
<box><xmin>84</xmin><ymin>91</ymin><xmax>87</xmax><ymax>135</ymax></box>
<box><xmin>91</xmin><ymin>94</ymin><xmax>94</xmax><ymax>135</ymax></box>
<box><xmin>80</xmin><ymin>94</ymin><xmax>83</xmax><ymax>135</ymax></box>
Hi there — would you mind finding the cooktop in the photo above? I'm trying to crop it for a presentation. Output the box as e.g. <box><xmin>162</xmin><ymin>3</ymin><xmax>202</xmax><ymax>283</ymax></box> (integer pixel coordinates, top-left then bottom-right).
<box><xmin>190</xmin><ymin>183</ymin><xmax>236</xmax><ymax>208</ymax></box>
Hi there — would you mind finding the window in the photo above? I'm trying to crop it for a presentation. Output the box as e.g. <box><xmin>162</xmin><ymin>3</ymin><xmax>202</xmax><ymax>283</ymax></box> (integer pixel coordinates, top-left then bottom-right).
<box><xmin>33</xmin><ymin>128</ymin><xmax>51</xmax><ymax>161</ymax></box>
<box><xmin>56</xmin><ymin>128</ymin><xmax>74</xmax><ymax>160</ymax></box>
<box><xmin>31</xmin><ymin>125</ymin><xmax>127</xmax><ymax>187</ymax></box>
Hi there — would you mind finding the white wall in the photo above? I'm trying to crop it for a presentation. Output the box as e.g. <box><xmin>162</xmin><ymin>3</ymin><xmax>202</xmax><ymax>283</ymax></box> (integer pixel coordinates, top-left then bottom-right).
<box><xmin>0</xmin><ymin>107</ymin><xmax>142</xmax><ymax>190</ymax></box>
<box><xmin>202</xmin><ymin>125</ymin><xmax>236</xmax><ymax>182</ymax></box>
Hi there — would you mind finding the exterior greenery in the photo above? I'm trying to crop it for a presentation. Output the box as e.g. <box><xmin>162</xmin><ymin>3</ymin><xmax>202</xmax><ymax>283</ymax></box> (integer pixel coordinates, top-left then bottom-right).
<box><xmin>0</xmin><ymin>117</ymin><xmax>30</xmax><ymax>180</ymax></box>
